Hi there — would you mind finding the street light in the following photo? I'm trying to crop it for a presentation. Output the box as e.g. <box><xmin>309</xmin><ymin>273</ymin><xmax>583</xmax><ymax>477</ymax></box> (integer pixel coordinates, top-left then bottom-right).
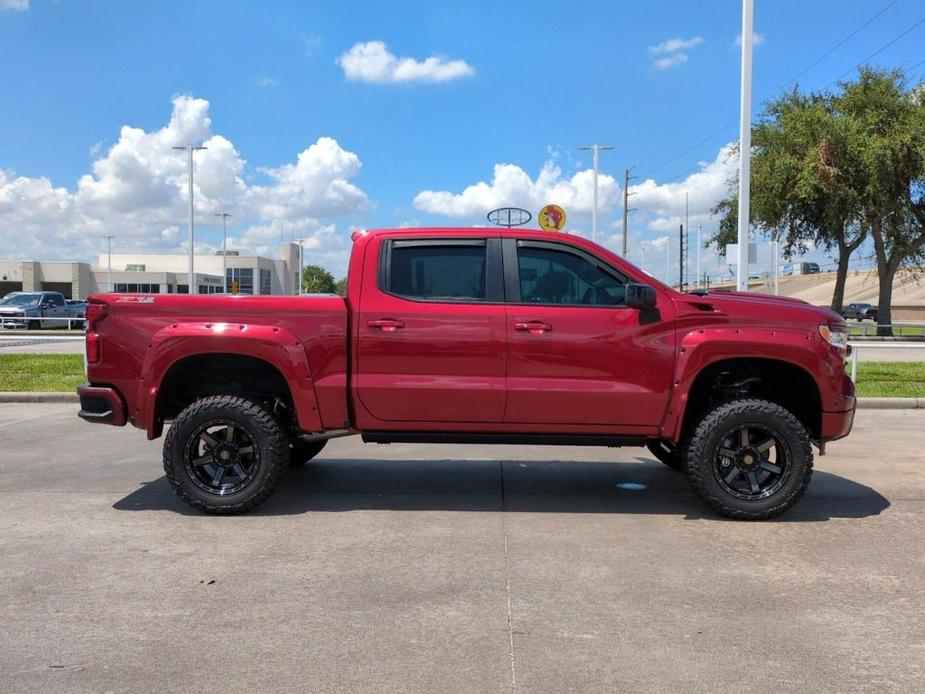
<box><xmin>103</xmin><ymin>235</ymin><xmax>114</xmax><ymax>292</ymax></box>
<box><xmin>736</xmin><ymin>0</ymin><xmax>754</xmax><ymax>291</ymax></box>
<box><xmin>173</xmin><ymin>143</ymin><xmax>207</xmax><ymax>294</ymax></box>
<box><xmin>296</xmin><ymin>238</ymin><xmax>306</xmax><ymax>295</ymax></box>
<box><xmin>578</xmin><ymin>144</ymin><xmax>613</xmax><ymax>243</ymax></box>
<box><xmin>215</xmin><ymin>213</ymin><xmax>231</xmax><ymax>292</ymax></box>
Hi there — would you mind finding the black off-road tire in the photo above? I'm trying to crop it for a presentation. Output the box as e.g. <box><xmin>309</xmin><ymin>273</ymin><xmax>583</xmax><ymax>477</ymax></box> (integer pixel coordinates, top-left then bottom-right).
<box><xmin>163</xmin><ymin>395</ymin><xmax>289</xmax><ymax>514</ymax></box>
<box><xmin>27</xmin><ymin>319</ymin><xmax>39</xmax><ymax>330</ymax></box>
<box><xmin>289</xmin><ymin>439</ymin><xmax>327</xmax><ymax>468</ymax></box>
<box><xmin>646</xmin><ymin>440</ymin><xmax>684</xmax><ymax>470</ymax></box>
<box><xmin>683</xmin><ymin>398</ymin><xmax>813</xmax><ymax>520</ymax></box>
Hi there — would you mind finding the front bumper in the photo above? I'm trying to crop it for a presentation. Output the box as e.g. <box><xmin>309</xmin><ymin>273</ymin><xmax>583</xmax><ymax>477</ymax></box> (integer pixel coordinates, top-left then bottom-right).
<box><xmin>77</xmin><ymin>384</ymin><xmax>126</xmax><ymax>426</ymax></box>
<box><xmin>821</xmin><ymin>398</ymin><xmax>856</xmax><ymax>442</ymax></box>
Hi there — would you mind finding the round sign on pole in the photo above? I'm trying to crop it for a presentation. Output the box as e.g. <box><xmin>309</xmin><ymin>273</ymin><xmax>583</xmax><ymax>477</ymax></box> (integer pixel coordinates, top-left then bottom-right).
<box><xmin>487</xmin><ymin>207</ymin><xmax>532</xmax><ymax>228</ymax></box>
<box><xmin>538</xmin><ymin>204</ymin><xmax>566</xmax><ymax>232</ymax></box>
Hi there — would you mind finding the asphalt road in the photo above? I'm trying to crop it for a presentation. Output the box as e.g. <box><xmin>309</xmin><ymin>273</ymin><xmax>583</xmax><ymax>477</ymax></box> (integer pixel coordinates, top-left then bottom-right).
<box><xmin>0</xmin><ymin>405</ymin><xmax>923</xmax><ymax>693</ymax></box>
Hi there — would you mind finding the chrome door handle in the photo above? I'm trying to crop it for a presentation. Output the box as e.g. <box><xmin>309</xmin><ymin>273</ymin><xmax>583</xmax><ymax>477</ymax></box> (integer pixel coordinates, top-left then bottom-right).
<box><xmin>514</xmin><ymin>320</ymin><xmax>553</xmax><ymax>334</ymax></box>
<box><xmin>367</xmin><ymin>318</ymin><xmax>405</xmax><ymax>332</ymax></box>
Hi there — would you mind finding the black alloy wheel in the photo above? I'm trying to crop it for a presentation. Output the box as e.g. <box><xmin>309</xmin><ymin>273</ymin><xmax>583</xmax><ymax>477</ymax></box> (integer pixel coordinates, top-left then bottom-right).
<box><xmin>712</xmin><ymin>424</ymin><xmax>790</xmax><ymax>500</ymax></box>
<box><xmin>184</xmin><ymin>420</ymin><xmax>260</xmax><ymax>496</ymax></box>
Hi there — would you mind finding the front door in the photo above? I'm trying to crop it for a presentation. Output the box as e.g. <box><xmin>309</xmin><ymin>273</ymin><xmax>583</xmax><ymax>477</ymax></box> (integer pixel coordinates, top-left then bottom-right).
<box><xmin>503</xmin><ymin>239</ymin><xmax>675</xmax><ymax>427</ymax></box>
<box><xmin>355</xmin><ymin>236</ymin><xmax>507</xmax><ymax>424</ymax></box>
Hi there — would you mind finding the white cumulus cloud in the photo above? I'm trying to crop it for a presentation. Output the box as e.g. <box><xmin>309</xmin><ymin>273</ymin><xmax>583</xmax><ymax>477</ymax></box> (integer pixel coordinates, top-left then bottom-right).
<box><xmin>0</xmin><ymin>95</ymin><xmax>371</xmax><ymax>273</ymax></box>
<box><xmin>654</xmin><ymin>54</ymin><xmax>689</xmax><ymax>70</ymax></box>
<box><xmin>413</xmin><ymin>160</ymin><xmax>619</xmax><ymax>231</ymax></box>
<box><xmin>337</xmin><ymin>41</ymin><xmax>475</xmax><ymax>84</ymax></box>
<box><xmin>0</xmin><ymin>0</ymin><xmax>29</xmax><ymax>11</ymax></box>
<box><xmin>648</xmin><ymin>36</ymin><xmax>704</xmax><ymax>54</ymax></box>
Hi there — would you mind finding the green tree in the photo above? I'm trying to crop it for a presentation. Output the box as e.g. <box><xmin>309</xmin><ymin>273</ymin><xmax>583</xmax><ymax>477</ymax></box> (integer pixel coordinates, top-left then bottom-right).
<box><xmin>710</xmin><ymin>90</ymin><xmax>866</xmax><ymax>312</ymax></box>
<box><xmin>835</xmin><ymin>68</ymin><xmax>925</xmax><ymax>334</ymax></box>
<box><xmin>334</xmin><ymin>277</ymin><xmax>347</xmax><ymax>296</ymax></box>
<box><xmin>302</xmin><ymin>264</ymin><xmax>336</xmax><ymax>294</ymax></box>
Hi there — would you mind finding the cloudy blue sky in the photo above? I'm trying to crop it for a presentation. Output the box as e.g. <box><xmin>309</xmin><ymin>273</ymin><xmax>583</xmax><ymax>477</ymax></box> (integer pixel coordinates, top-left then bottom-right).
<box><xmin>1</xmin><ymin>0</ymin><xmax>923</xmax><ymax>280</ymax></box>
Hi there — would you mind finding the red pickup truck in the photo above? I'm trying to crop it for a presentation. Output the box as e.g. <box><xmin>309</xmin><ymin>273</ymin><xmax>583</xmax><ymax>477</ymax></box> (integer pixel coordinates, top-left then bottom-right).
<box><xmin>78</xmin><ymin>227</ymin><xmax>855</xmax><ymax>519</ymax></box>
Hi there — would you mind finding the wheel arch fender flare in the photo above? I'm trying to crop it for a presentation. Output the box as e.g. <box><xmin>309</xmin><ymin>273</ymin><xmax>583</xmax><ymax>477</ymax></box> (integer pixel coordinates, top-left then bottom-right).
<box><xmin>137</xmin><ymin>322</ymin><xmax>323</xmax><ymax>438</ymax></box>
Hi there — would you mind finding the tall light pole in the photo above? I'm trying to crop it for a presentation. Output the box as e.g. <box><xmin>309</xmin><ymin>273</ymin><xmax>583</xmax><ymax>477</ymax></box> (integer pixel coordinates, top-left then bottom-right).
<box><xmin>696</xmin><ymin>225</ymin><xmax>702</xmax><ymax>289</ymax></box>
<box><xmin>103</xmin><ymin>235</ymin><xmax>114</xmax><ymax>292</ymax></box>
<box><xmin>736</xmin><ymin>0</ymin><xmax>754</xmax><ymax>291</ymax></box>
<box><xmin>215</xmin><ymin>213</ymin><xmax>231</xmax><ymax>292</ymax></box>
<box><xmin>578</xmin><ymin>144</ymin><xmax>613</xmax><ymax>243</ymax></box>
<box><xmin>173</xmin><ymin>143</ymin><xmax>207</xmax><ymax>293</ymax></box>
<box><xmin>297</xmin><ymin>239</ymin><xmax>305</xmax><ymax>295</ymax></box>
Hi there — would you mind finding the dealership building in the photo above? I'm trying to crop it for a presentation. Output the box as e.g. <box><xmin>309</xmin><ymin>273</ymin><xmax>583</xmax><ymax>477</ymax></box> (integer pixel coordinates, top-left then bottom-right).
<box><xmin>0</xmin><ymin>243</ymin><xmax>301</xmax><ymax>299</ymax></box>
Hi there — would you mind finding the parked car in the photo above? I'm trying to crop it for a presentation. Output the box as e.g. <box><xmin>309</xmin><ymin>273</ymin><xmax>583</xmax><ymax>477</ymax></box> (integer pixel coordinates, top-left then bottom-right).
<box><xmin>77</xmin><ymin>227</ymin><xmax>855</xmax><ymax>520</ymax></box>
<box><xmin>842</xmin><ymin>303</ymin><xmax>878</xmax><ymax>322</ymax></box>
<box><xmin>0</xmin><ymin>291</ymin><xmax>78</xmax><ymax>329</ymax></box>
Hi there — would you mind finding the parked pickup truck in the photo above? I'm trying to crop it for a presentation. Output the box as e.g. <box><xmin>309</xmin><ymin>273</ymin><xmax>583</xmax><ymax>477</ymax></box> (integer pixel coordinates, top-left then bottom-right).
<box><xmin>78</xmin><ymin>228</ymin><xmax>855</xmax><ymax>519</ymax></box>
<box><xmin>0</xmin><ymin>291</ymin><xmax>82</xmax><ymax>329</ymax></box>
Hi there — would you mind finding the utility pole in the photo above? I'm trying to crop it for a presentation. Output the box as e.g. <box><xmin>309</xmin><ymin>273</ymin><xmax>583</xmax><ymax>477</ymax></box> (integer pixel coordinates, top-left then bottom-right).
<box><xmin>736</xmin><ymin>0</ymin><xmax>754</xmax><ymax>291</ymax></box>
<box><xmin>297</xmin><ymin>239</ymin><xmax>305</xmax><ymax>295</ymax></box>
<box><xmin>215</xmin><ymin>213</ymin><xmax>231</xmax><ymax>292</ymax></box>
<box><xmin>173</xmin><ymin>143</ymin><xmax>208</xmax><ymax>293</ymax></box>
<box><xmin>622</xmin><ymin>168</ymin><xmax>636</xmax><ymax>256</ymax></box>
<box><xmin>679</xmin><ymin>224</ymin><xmax>688</xmax><ymax>291</ymax></box>
<box><xmin>696</xmin><ymin>225</ymin><xmax>702</xmax><ymax>290</ymax></box>
<box><xmin>578</xmin><ymin>144</ymin><xmax>613</xmax><ymax>243</ymax></box>
<box><xmin>103</xmin><ymin>235</ymin><xmax>114</xmax><ymax>292</ymax></box>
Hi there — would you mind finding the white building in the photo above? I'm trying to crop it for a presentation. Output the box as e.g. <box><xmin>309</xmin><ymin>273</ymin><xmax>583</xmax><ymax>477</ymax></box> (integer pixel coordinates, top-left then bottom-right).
<box><xmin>0</xmin><ymin>243</ymin><xmax>301</xmax><ymax>299</ymax></box>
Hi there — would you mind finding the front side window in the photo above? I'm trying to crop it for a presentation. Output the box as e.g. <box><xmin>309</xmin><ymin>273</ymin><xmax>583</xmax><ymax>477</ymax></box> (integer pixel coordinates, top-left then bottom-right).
<box><xmin>517</xmin><ymin>245</ymin><xmax>625</xmax><ymax>306</ymax></box>
<box><xmin>388</xmin><ymin>242</ymin><xmax>486</xmax><ymax>301</ymax></box>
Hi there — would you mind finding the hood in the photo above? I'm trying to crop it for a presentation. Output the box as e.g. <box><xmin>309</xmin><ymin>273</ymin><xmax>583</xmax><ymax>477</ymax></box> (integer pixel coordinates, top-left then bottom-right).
<box><xmin>675</xmin><ymin>290</ymin><xmax>844</xmax><ymax>326</ymax></box>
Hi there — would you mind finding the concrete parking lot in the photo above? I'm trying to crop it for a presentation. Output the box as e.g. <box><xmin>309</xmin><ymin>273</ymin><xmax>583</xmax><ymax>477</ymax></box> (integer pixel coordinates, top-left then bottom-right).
<box><xmin>0</xmin><ymin>405</ymin><xmax>923</xmax><ymax>693</ymax></box>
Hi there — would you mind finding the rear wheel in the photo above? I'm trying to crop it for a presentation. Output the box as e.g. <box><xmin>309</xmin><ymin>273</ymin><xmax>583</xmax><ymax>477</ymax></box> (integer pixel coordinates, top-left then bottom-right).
<box><xmin>289</xmin><ymin>438</ymin><xmax>327</xmax><ymax>467</ymax></box>
<box><xmin>683</xmin><ymin>399</ymin><xmax>813</xmax><ymax>520</ymax></box>
<box><xmin>163</xmin><ymin>395</ymin><xmax>289</xmax><ymax>514</ymax></box>
<box><xmin>646</xmin><ymin>440</ymin><xmax>683</xmax><ymax>470</ymax></box>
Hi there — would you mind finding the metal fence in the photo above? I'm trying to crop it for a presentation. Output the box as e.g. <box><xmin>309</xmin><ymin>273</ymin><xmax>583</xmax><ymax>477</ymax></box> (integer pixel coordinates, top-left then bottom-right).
<box><xmin>847</xmin><ymin>323</ymin><xmax>925</xmax><ymax>337</ymax></box>
<box><xmin>848</xmin><ymin>342</ymin><xmax>925</xmax><ymax>382</ymax></box>
<box><xmin>0</xmin><ymin>316</ymin><xmax>86</xmax><ymax>330</ymax></box>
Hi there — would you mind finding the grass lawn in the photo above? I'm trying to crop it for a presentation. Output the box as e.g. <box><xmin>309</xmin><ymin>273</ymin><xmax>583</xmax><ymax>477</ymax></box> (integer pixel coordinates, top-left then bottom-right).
<box><xmin>0</xmin><ymin>353</ymin><xmax>923</xmax><ymax>399</ymax></box>
<box><xmin>0</xmin><ymin>354</ymin><xmax>85</xmax><ymax>392</ymax></box>
<box><xmin>853</xmin><ymin>361</ymin><xmax>925</xmax><ymax>398</ymax></box>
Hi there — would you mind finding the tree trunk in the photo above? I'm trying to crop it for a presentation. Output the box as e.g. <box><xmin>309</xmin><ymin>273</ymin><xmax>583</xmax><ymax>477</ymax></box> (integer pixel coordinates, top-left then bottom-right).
<box><xmin>870</xmin><ymin>217</ymin><xmax>895</xmax><ymax>337</ymax></box>
<box><xmin>830</xmin><ymin>240</ymin><xmax>851</xmax><ymax>313</ymax></box>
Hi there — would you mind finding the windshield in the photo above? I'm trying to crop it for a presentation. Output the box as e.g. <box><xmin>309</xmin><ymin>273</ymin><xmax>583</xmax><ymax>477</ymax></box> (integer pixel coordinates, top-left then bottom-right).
<box><xmin>0</xmin><ymin>293</ymin><xmax>42</xmax><ymax>306</ymax></box>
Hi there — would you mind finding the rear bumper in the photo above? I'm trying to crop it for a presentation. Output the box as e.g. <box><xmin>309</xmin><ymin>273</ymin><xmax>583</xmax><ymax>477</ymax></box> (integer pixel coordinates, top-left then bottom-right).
<box><xmin>77</xmin><ymin>384</ymin><xmax>126</xmax><ymax>426</ymax></box>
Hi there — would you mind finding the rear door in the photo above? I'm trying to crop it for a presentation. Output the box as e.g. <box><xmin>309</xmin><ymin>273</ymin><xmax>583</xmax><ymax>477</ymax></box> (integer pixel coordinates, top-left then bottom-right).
<box><xmin>503</xmin><ymin>238</ymin><xmax>675</xmax><ymax>427</ymax></box>
<box><xmin>42</xmin><ymin>293</ymin><xmax>68</xmax><ymax>328</ymax></box>
<box><xmin>354</xmin><ymin>235</ymin><xmax>508</xmax><ymax>423</ymax></box>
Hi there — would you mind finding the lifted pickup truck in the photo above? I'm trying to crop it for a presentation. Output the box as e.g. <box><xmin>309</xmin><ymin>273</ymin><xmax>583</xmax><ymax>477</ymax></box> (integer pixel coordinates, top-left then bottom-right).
<box><xmin>78</xmin><ymin>228</ymin><xmax>855</xmax><ymax>519</ymax></box>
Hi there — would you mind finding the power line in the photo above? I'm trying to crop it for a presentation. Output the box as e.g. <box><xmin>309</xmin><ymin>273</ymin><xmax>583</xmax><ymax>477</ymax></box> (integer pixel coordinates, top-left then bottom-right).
<box><xmin>638</xmin><ymin>0</ymin><xmax>908</xmax><ymax>182</ymax></box>
<box><xmin>776</xmin><ymin>0</ymin><xmax>902</xmax><ymax>91</ymax></box>
<box><xmin>823</xmin><ymin>15</ymin><xmax>925</xmax><ymax>89</ymax></box>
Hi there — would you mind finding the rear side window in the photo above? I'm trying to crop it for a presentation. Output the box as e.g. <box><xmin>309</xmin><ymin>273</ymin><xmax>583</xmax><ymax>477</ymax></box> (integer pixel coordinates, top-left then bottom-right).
<box><xmin>45</xmin><ymin>294</ymin><xmax>65</xmax><ymax>307</ymax></box>
<box><xmin>387</xmin><ymin>242</ymin><xmax>487</xmax><ymax>301</ymax></box>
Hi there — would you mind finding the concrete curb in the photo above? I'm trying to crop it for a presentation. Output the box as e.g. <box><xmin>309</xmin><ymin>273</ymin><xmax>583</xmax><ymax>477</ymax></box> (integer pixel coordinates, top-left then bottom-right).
<box><xmin>0</xmin><ymin>392</ymin><xmax>79</xmax><ymax>403</ymax></box>
<box><xmin>0</xmin><ymin>392</ymin><xmax>923</xmax><ymax>409</ymax></box>
<box><xmin>856</xmin><ymin>397</ymin><xmax>924</xmax><ymax>409</ymax></box>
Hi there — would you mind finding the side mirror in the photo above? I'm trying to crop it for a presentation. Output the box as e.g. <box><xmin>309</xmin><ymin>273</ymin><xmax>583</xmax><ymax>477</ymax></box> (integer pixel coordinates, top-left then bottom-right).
<box><xmin>625</xmin><ymin>283</ymin><xmax>657</xmax><ymax>310</ymax></box>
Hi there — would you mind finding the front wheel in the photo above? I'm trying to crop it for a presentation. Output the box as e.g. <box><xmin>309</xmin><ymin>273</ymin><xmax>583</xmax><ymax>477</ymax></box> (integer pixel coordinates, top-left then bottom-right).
<box><xmin>683</xmin><ymin>399</ymin><xmax>813</xmax><ymax>520</ymax></box>
<box><xmin>163</xmin><ymin>395</ymin><xmax>289</xmax><ymax>514</ymax></box>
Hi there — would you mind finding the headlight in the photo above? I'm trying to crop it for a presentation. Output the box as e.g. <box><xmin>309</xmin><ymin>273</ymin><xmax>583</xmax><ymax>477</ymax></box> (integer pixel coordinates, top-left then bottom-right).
<box><xmin>819</xmin><ymin>324</ymin><xmax>848</xmax><ymax>350</ymax></box>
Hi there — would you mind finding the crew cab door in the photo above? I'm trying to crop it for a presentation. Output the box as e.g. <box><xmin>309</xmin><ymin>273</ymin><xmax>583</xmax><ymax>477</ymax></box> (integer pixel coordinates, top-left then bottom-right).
<box><xmin>41</xmin><ymin>293</ymin><xmax>68</xmax><ymax>328</ymax></box>
<box><xmin>354</xmin><ymin>235</ymin><xmax>507</xmax><ymax>423</ymax></box>
<box><xmin>502</xmin><ymin>238</ymin><xmax>675</xmax><ymax>427</ymax></box>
